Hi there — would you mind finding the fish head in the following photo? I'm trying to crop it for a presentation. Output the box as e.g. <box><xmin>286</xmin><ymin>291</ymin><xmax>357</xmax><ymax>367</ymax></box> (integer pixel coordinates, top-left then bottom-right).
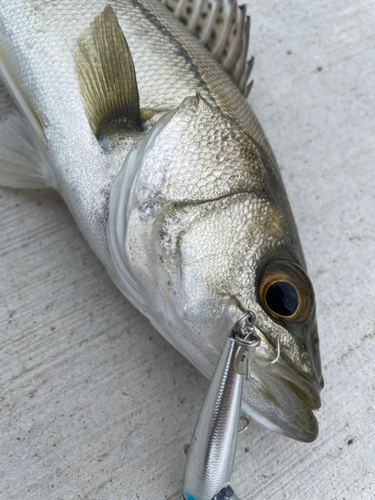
<box><xmin>108</xmin><ymin>94</ymin><xmax>323</xmax><ymax>442</ymax></box>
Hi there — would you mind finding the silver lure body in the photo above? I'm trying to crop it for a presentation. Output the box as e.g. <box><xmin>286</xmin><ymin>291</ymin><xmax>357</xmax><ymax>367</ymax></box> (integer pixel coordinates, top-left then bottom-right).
<box><xmin>183</xmin><ymin>335</ymin><xmax>243</xmax><ymax>500</ymax></box>
<box><xmin>0</xmin><ymin>0</ymin><xmax>323</xmax><ymax>441</ymax></box>
<box><xmin>183</xmin><ymin>313</ymin><xmax>259</xmax><ymax>500</ymax></box>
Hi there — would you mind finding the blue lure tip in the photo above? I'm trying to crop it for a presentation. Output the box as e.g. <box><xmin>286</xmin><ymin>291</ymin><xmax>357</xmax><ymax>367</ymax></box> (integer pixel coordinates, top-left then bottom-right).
<box><xmin>184</xmin><ymin>484</ymin><xmax>238</xmax><ymax>500</ymax></box>
<box><xmin>184</xmin><ymin>493</ymin><xmax>197</xmax><ymax>500</ymax></box>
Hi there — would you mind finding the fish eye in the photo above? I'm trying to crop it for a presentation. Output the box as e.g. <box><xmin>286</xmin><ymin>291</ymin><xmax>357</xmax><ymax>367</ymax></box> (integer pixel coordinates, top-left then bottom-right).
<box><xmin>259</xmin><ymin>261</ymin><xmax>313</xmax><ymax>322</ymax></box>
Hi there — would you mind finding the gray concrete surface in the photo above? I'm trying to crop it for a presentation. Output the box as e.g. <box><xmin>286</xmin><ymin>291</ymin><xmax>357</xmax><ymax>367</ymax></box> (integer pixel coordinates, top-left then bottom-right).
<box><xmin>0</xmin><ymin>0</ymin><xmax>374</xmax><ymax>498</ymax></box>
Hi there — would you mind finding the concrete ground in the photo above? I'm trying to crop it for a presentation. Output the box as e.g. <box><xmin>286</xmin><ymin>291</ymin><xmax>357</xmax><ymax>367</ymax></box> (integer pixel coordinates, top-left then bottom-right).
<box><xmin>0</xmin><ymin>0</ymin><xmax>374</xmax><ymax>498</ymax></box>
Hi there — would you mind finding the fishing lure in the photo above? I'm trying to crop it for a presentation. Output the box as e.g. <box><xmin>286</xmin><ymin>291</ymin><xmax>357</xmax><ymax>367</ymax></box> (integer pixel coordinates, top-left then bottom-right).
<box><xmin>183</xmin><ymin>312</ymin><xmax>259</xmax><ymax>500</ymax></box>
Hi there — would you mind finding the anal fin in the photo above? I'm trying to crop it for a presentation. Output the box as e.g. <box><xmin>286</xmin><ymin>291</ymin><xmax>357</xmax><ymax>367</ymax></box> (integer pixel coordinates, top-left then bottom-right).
<box><xmin>76</xmin><ymin>5</ymin><xmax>141</xmax><ymax>138</ymax></box>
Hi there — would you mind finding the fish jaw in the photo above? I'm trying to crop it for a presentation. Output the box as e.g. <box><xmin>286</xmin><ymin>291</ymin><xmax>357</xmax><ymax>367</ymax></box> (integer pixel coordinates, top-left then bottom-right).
<box><xmin>241</xmin><ymin>333</ymin><xmax>321</xmax><ymax>442</ymax></box>
<box><xmin>242</xmin><ymin>374</ymin><xmax>320</xmax><ymax>443</ymax></box>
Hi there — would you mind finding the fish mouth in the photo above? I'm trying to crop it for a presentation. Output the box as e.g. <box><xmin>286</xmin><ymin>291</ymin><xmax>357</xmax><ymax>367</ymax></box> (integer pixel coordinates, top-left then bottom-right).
<box><xmin>276</xmin><ymin>365</ymin><xmax>321</xmax><ymax>411</ymax></box>
<box><xmin>241</xmin><ymin>354</ymin><xmax>322</xmax><ymax>443</ymax></box>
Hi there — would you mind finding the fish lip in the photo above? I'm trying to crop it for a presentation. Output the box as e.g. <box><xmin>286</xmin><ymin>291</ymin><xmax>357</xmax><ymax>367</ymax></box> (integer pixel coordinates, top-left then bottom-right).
<box><xmin>242</xmin><ymin>363</ymin><xmax>320</xmax><ymax>442</ymax></box>
<box><xmin>275</xmin><ymin>365</ymin><xmax>321</xmax><ymax>411</ymax></box>
<box><xmin>253</xmin><ymin>326</ymin><xmax>322</xmax><ymax>411</ymax></box>
<box><xmin>242</xmin><ymin>326</ymin><xmax>321</xmax><ymax>441</ymax></box>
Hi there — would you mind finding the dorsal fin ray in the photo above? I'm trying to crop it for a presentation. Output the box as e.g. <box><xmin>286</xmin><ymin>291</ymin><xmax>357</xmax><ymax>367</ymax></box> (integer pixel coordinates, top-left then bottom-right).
<box><xmin>160</xmin><ymin>0</ymin><xmax>254</xmax><ymax>95</ymax></box>
<box><xmin>75</xmin><ymin>5</ymin><xmax>141</xmax><ymax>138</ymax></box>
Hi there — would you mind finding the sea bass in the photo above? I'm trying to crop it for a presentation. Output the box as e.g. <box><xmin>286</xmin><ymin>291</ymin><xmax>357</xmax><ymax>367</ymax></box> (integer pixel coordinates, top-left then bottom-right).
<box><xmin>0</xmin><ymin>0</ymin><xmax>323</xmax><ymax>442</ymax></box>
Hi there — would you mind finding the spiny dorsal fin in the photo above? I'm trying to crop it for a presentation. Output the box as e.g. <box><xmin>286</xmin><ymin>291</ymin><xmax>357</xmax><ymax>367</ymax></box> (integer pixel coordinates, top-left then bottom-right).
<box><xmin>159</xmin><ymin>0</ymin><xmax>254</xmax><ymax>96</ymax></box>
<box><xmin>76</xmin><ymin>5</ymin><xmax>141</xmax><ymax>137</ymax></box>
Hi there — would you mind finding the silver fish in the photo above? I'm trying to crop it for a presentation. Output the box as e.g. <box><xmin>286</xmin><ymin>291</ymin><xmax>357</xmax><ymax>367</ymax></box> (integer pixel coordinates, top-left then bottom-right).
<box><xmin>0</xmin><ymin>0</ymin><xmax>323</xmax><ymax>442</ymax></box>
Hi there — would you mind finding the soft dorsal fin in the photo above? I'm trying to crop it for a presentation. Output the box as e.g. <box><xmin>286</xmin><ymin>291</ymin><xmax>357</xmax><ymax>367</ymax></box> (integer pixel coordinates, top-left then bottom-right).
<box><xmin>75</xmin><ymin>5</ymin><xmax>141</xmax><ymax>137</ymax></box>
<box><xmin>159</xmin><ymin>0</ymin><xmax>254</xmax><ymax>96</ymax></box>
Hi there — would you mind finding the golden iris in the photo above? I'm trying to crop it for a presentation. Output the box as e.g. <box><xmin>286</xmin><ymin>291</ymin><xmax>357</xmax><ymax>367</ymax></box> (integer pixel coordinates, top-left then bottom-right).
<box><xmin>259</xmin><ymin>261</ymin><xmax>313</xmax><ymax>322</ymax></box>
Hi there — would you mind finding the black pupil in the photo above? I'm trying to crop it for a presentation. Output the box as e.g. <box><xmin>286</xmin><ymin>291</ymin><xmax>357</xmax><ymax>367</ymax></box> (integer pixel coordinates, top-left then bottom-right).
<box><xmin>265</xmin><ymin>282</ymin><xmax>298</xmax><ymax>317</ymax></box>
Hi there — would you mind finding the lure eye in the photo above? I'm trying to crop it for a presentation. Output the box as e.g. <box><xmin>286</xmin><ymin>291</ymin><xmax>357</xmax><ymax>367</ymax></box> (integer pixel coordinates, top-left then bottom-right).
<box><xmin>259</xmin><ymin>261</ymin><xmax>313</xmax><ymax>322</ymax></box>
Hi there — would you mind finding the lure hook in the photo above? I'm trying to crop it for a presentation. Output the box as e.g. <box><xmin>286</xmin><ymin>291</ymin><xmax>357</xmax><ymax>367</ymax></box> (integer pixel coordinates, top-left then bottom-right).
<box><xmin>238</xmin><ymin>415</ymin><xmax>250</xmax><ymax>434</ymax></box>
<box><xmin>271</xmin><ymin>334</ymin><xmax>280</xmax><ymax>364</ymax></box>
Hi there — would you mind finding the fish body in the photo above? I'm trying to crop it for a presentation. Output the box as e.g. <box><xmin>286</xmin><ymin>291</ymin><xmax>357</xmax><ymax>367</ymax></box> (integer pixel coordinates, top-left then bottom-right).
<box><xmin>0</xmin><ymin>0</ymin><xmax>323</xmax><ymax>442</ymax></box>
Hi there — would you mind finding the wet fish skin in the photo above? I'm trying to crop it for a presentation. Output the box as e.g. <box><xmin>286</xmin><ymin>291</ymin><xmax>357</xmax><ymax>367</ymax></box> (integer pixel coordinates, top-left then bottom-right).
<box><xmin>0</xmin><ymin>0</ymin><xmax>323</xmax><ymax>442</ymax></box>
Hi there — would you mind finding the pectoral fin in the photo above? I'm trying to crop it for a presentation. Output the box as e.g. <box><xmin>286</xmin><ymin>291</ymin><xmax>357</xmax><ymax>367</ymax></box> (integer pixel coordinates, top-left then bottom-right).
<box><xmin>0</xmin><ymin>52</ymin><xmax>46</xmax><ymax>144</ymax></box>
<box><xmin>0</xmin><ymin>79</ymin><xmax>53</xmax><ymax>189</ymax></box>
<box><xmin>76</xmin><ymin>5</ymin><xmax>141</xmax><ymax>138</ymax></box>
